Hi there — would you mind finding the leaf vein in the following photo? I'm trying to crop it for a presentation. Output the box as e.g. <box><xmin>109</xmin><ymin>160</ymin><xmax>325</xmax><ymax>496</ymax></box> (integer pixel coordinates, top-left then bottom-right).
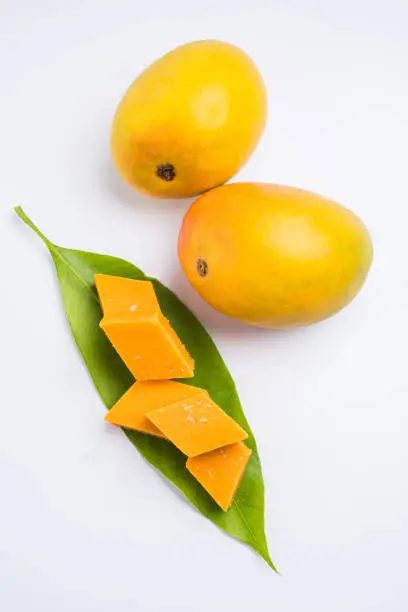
<box><xmin>233</xmin><ymin>498</ymin><xmax>258</xmax><ymax>543</ymax></box>
<box><xmin>50</xmin><ymin>246</ymin><xmax>98</xmax><ymax>301</ymax></box>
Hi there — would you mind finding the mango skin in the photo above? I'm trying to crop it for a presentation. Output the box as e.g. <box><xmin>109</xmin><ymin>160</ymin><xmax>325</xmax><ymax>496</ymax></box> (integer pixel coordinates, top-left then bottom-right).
<box><xmin>178</xmin><ymin>183</ymin><xmax>373</xmax><ymax>328</ymax></box>
<box><xmin>111</xmin><ymin>41</ymin><xmax>267</xmax><ymax>199</ymax></box>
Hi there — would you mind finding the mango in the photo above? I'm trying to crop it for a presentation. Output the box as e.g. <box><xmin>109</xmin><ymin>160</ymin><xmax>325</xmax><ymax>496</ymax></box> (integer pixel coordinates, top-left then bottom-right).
<box><xmin>111</xmin><ymin>41</ymin><xmax>267</xmax><ymax>198</ymax></box>
<box><xmin>178</xmin><ymin>183</ymin><xmax>373</xmax><ymax>328</ymax></box>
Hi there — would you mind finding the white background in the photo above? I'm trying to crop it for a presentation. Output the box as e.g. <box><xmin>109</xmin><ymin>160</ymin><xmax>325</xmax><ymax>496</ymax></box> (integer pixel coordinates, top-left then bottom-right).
<box><xmin>1</xmin><ymin>1</ymin><xmax>407</xmax><ymax>610</ymax></box>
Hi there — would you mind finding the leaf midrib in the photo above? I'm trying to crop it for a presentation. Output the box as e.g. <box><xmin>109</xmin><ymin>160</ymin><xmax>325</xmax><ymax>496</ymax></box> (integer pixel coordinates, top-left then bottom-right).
<box><xmin>233</xmin><ymin>499</ymin><xmax>257</xmax><ymax>542</ymax></box>
<box><xmin>51</xmin><ymin>246</ymin><xmax>98</xmax><ymax>301</ymax></box>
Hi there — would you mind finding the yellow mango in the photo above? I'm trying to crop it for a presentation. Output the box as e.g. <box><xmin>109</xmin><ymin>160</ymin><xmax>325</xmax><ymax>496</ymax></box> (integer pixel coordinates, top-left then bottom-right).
<box><xmin>178</xmin><ymin>183</ymin><xmax>373</xmax><ymax>328</ymax></box>
<box><xmin>111</xmin><ymin>41</ymin><xmax>267</xmax><ymax>198</ymax></box>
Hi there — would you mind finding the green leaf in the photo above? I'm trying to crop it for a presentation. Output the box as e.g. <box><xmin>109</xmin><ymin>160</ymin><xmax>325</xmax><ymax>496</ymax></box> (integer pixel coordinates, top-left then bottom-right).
<box><xmin>15</xmin><ymin>206</ymin><xmax>276</xmax><ymax>571</ymax></box>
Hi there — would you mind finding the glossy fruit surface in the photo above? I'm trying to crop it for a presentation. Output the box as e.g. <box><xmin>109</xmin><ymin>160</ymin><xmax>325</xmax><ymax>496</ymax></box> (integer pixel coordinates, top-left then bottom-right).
<box><xmin>178</xmin><ymin>183</ymin><xmax>373</xmax><ymax>328</ymax></box>
<box><xmin>111</xmin><ymin>41</ymin><xmax>267</xmax><ymax>198</ymax></box>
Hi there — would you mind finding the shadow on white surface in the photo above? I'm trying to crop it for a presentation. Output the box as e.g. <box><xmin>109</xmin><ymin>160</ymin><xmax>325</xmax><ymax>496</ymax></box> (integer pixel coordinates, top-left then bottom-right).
<box><xmin>102</xmin><ymin>158</ymin><xmax>194</xmax><ymax>215</ymax></box>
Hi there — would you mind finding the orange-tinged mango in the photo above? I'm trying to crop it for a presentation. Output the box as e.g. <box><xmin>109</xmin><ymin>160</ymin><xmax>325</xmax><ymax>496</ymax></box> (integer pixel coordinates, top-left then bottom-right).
<box><xmin>186</xmin><ymin>442</ymin><xmax>252</xmax><ymax>511</ymax></box>
<box><xmin>178</xmin><ymin>183</ymin><xmax>373</xmax><ymax>328</ymax></box>
<box><xmin>111</xmin><ymin>40</ymin><xmax>267</xmax><ymax>198</ymax></box>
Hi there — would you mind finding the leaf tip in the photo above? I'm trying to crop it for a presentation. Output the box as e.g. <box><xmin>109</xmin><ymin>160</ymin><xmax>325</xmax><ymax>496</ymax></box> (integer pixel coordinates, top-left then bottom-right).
<box><xmin>268</xmin><ymin>560</ymin><xmax>281</xmax><ymax>575</ymax></box>
<box><xmin>260</xmin><ymin>547</ymin><xmax>280</xmax><ymax>574</ymax></box>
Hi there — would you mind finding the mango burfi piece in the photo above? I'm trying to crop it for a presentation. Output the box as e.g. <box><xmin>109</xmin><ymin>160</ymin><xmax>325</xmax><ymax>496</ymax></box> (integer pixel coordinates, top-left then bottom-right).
<box><xmin>147</xmin><ymin>390</ymin><xmax>248</xmax><ymax>456</ymax></box>
<box><xmin>95</xmin><ymin>274</ymin><xmax>160</xmax><ymax>320</ymax></box>
<box><xmin>105</xmin><ymin>380</ymin><xmax>200</xmax><ymax>437</ymax></box>
<box><xmin>186</xmin><ymin>442</ymin><xmax>252</xmax><ymax>511</ymax></box>
<box><xmin>95</xmin><ymin>274</ymin><xmax>194</xmax><ymax>380</ymax></box>
<box><xmin>100</xmin><ymin>316</ymin><xmax>194</xmax><ymax>380</ymax></box>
